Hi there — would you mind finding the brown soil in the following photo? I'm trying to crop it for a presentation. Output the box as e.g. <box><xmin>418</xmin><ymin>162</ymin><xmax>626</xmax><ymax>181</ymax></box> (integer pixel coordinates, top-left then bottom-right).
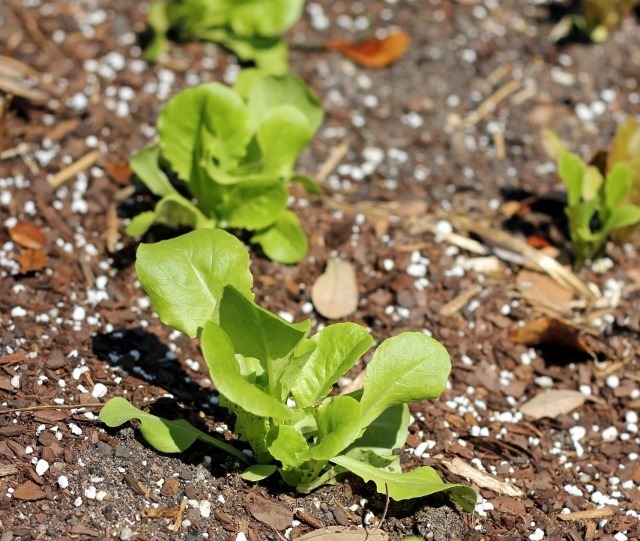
<box><xmin>2</xmin><ymin>1</ymin><xmax>640</xmax><ymax>540</ymax></box>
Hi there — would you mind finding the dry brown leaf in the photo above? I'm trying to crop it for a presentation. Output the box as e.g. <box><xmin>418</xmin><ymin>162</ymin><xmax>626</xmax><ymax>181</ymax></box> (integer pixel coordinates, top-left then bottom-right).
<box><xmin>440</xmin><ymin>457</ymin><xmax>524</xmax><ymax>497</ymax></box>
<box><xmin>245</xmin><ymin>494</ymin><xmax>292</xmax><ymax>532</ymax></box>
<box><xmin>519</xmin><ymin>389</ymin><xmax>589</xmax><ymax>420</ymax></box>
<box><xmin>324</xmin><ymin>31</ymin><xmax>410</xmax><ymax>68</ymax></box>
<box><xmin>508</xmin><ymin>317</ymin><xmax>591</xmax><ymax>353</ymax></box>
<box><xmin>18</xmin><ymin>248</ymin><xmax>48</xmax><ymax>273</ymax></box>
<box><xmin>103</xmin><ymin>161</ymin><xmax>132</xmax><ymax>185</ymax></box>
<box><xmin>516</xmin><ymin>270</ymin><xmax>574</xmax><ymax>313</ymax></box>
<box><xmin>8</xmin><ymin>221</ymin><xmax>47</xmax><ymax>249</ymax></box>
<box><xmin>295</xmin><ymin>526</ymin><xmax>388</xmax><ymax>541</ymax></box>
<box><xmin>311</xmin><ymin>259</ymin><xmax>359</xmax><ymax>319</ymax></box>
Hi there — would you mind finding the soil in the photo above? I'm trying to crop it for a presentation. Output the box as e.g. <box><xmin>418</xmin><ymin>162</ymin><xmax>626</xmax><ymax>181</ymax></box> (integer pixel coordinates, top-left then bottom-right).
<box><xmin>1</xmin><ymin>1</ymin><xmax>640</xmax><ymax>540</ymax></box>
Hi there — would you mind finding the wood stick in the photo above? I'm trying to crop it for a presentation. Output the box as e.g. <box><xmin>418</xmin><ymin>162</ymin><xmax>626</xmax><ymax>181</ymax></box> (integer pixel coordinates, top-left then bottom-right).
<box><xmin>49</xmin><ymin>149</ymin><xmax>101</xmax><ymax>188</ymax></box>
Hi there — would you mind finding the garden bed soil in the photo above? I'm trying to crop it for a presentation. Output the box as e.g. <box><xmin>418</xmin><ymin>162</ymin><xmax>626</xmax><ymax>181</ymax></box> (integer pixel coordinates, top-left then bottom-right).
<box><xmin>1</xmin><ymin>1</ymin><xmax>640</xmax><ymax>540</ymax></box>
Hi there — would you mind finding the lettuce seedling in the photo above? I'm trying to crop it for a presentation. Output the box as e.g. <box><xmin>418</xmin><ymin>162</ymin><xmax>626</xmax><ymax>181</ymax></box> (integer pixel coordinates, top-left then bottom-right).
<box><xmin>558</xmin><ymin>151</ymin><xmax>640</xmax><ymax>266</ymax></box>
<box><xmin>572</xmin><ymin>0</ymin><xmax>639</xmax><ymax>42</ymax></box>
<box><xmin>100</xmin><ymin>229</ymin><xmax>476</xmax><ymax>509</ymax></box>
<box><xmin>550</xmin><ymin>0</ymin><xmax>639</xmax><ymax>42</ymax></box>
<box><xmin>127</xmin><ymin>71</ymin><xmax>322</xmax><ymax>264</ymax></box>
<box><xmin>144</xmin><ymin>0</ymin><xmax>304</xmax><ymax>73</ymax></box>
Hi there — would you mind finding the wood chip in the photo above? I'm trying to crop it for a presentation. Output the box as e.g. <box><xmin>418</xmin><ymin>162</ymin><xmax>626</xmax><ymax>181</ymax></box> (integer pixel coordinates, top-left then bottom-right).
<box><xmin>439</xmin><ymin>284</ymin><xmax>482</xmax><ymax>317</ymax></box>
<box><xmin>447</xmin><ymin>215</ymin><xmax>596</xmax><ymax>303</ymax></box>
<box><xmin>124</xmin><ymin>473</ymin><xmax>149</xmax><ymax>497</ymax></box>
<box><xmin>465</xmin><ymin>80</ymin><xmax>521</xmax><ymax>125</ymax></box>
<box><xmin>440</xmin><ymin>457</ymin><xmax>524</xmax><ymax>497</ymax></box>
<box><xmin>49</xmin><ymin>149</ymin><xmax>101</xmax><ymax>188</ymax></box>
<box><xmin>557</xmin><ymin>506</ymin><xmax>616</xmax><ymax>521</ymax></box>
<box><xmin>295</xmin><ymin>526</ymin><xmax>388</xmax><ymax>540</ymax></box>
<box><xmin>311</xmin><ymin>259</ymin><xmax>359</xmax><ymax>319</ymax></box>
<box><xmin>13</xmin><ymin>480</ymin><xmax>46</xmax><ymax>501</ymax></box>
<box><xmin>171</xmin><ymin>497</ymin><xmax>188</xmax><ymax>532</ymax></box>
<box><xmin>0</xmin><ymin>464</ymin><xmax>19</xmax><ymax>477</ymax></box>
<box><xmin>295</xmin><ymin>508</ymin><xmax>325</xmax><ymax>529</ymax></box>
<box><xmin>105</xmin><ymin>201</ymin><xmax>119</xmax><ymax>253</ymax></box>
<box><xmin>317</xmin><ymin>143</ymin><xmax>348</xmax><ymax>183</ymax></box>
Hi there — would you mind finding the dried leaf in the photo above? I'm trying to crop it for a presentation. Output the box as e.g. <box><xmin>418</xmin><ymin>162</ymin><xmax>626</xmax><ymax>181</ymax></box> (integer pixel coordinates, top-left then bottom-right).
<box><xmin>245</xmin><ymin>494</ymin><xmax>292</xmax><ymax>532</ymax></box>
<box><xmin>311</xmin><ymin>259</ymin><xmax>359</xmax><ymax>319</ymax></box>
<box><xmin>324</xmin><ymin>31</ymin><xmax>410</xmax><ymax>68</ymax></box>
<box><xmin>516</xmin><ymin>270</ymin><xmax>574</xmax><ymax>313</ymax></box>
<box><xmin>8</xmin><ymin>221</ymin><xmax>47</xmax><ymax>249</ymax></box>
<box><xmin>508</xmin><ymin>317</ymin><xmax>590</xmax><ymax>353</ymax></box>
<box><xmin>519</xmin><ymin>389</ymin><xmax>588</xmax><ymax>420</ymax></box>
<box><xmin>104</xmin><ymin>161</ymin><xmax>132</xmax><ymax>185</ymax></box>
<box><xmin>441</xmin><ymin>457</ymin><xmax>523</xmax><ymax>497</ymax></box>
<box><xmin>295</xmin><ymin>526</ymin><xmax>388</xmax><ymax>541</ymax></box>
<box><xmin>18</xmin><ymin>248</ymin><xmax>48</xmax><ymax>273</ymax></box>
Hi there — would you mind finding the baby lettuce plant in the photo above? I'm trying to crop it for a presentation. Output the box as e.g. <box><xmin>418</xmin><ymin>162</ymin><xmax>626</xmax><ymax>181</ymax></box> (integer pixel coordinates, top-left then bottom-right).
<box><xmin>100</xmin><ymin>229</ymin><xmax>476</xmax><ymax>509</ymax></box>
<box><xmin>127</xmin><ymin>71</ymin><xmax>323</xmax><ymax>264</ymax></box>
<box><xmin>558</xmin><ymin>151</ymin><xmax>640</xmax><ymax>267</ymax></box>
<box><xmin>144</xmin><ymin>0</ymin><xmax>304</xmax><ymax>73</ymax></box>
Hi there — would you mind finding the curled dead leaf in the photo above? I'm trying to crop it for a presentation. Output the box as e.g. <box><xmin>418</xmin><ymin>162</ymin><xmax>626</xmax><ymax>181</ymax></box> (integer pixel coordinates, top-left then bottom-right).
<box><xmin>8</xmin><ymin>221</ymin><xmax>47</xmax><ymax>249</ymax></box>
<box><xmin>324</xmin><ymin>31</ymin><xmax>410</xmax><ymax>68</ymax></box>
<box><xmin>508</xmin><ymin>317</ymin><xmax>591</xmax><ymax>354</ymax></box>
<box><xmin>311</xmin><ymin>259</ymin><xmax>359</xmax><ymax>319</ymax></box>
<box><xmin>18</xmin><ymin>248</ymin><xmax>48</xmax><ymax>273</ymax></box>
<box><xmin>103</xmin><ymin>161</ymin><xmax>132</xmax><ymax>185</ymax></box>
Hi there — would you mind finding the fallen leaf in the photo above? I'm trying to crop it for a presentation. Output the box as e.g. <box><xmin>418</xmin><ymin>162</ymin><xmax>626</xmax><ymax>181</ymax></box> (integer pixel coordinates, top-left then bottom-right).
<box><xmin>519</xmin><ymin>389</ymin><xmax>588</xmax><ymax>420</ymax></box>
<box><xmin>516</xmin><ymin>271</ymin><xmax>574</xmax><ymax>313</ymax></box>
<box><xmin>526</xmin><ymin>235</ymin><xmax>551</xmax><ymax>249</ymax></box>
<box><xmin>18</xmin><ymin>248</ymin><xmax>48</xmax><ymax>273</ymax></box>
<box><xmin>508</xmin><ymin>317</ymin><xmax>590</xmax><ymax>353</ymax></box>
<box><xmin>324</xmin><ymin>31</ymin><xmax>410</xmax><ymax>68</ymax></box>
<box><xmin>245</xmin><ymin>494</ymin><xmax>292</xmax><ymax>532</ymax></box>
<box><xmin>311</xmin><ymin>259</ymin><xmax>359</xmax><ymax>319</ymax></box>
<box><xmin>103</xmin><ymin>161</ymin><xmax>132</xmax><ymax>185</ymax></box>
<box><xmin>8</xmin><ymin>221</ymin><xmax>47</xmax><ymax>249</ymax></box>
<box><xmin>13</xmin><ymin>480</ymin><xmax>46</xmax><ymax>501</ymax></box>
<box><xmin>295</xmin><ymin>526</ymin><xmax>388</xmax><ymax>540</ymax></box>
<box><xmin>440</xmin><ymin>457</ymin><xmax>524</xmax><ymax>497</ymax></box>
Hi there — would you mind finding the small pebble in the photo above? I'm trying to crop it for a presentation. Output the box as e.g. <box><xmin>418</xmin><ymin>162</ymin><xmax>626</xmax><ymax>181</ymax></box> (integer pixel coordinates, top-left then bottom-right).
<box><xmin>35</xmin><ymin>459</ymin><xmax>49</xmax><ymax>476</ymax></box>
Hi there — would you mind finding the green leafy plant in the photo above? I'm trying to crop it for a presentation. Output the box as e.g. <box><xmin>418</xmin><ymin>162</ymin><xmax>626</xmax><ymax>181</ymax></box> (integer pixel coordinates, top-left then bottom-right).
<box><xmin>127</xmin><ymin>71</ymin><xmax>322</xmax><ymax>264</ymax></box>
<box><xmin>574</xmin><ymin>0</ymin><xmax>639</xmax><ymax>41</ymax></box>
<box><xmin>558</xmin><ymin>150</ymin><xmax>640</xmax><ymax>266</ymax></box>
<box><xmin>144</xmin><ymin>0</ymin><xmax>304</xmax><ymax>73</ymax></box>
<box><xmin>551</xmin><ymin>0</ymin><xmax>640</xmax><ymax>42</ymax></box>
<box><xmin>100</xmin><ymin>229</ymin><xmax>476</xmax><ymax>508</ymax></box>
